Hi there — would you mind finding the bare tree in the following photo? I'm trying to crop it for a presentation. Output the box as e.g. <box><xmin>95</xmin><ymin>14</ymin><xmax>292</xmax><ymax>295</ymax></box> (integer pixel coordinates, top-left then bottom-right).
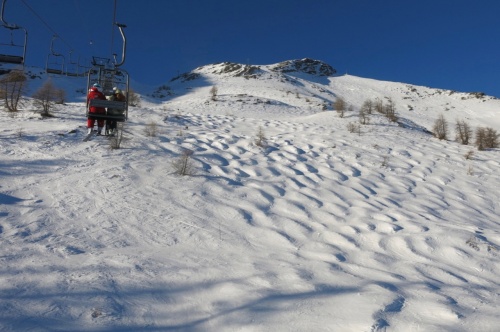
<box><xmin>172</xmin><ymin>149</ymin><xmax>195</xmax><ymax>176</ymax></box>
<box><xmin>361</xmin><ymin>99</ymin><xmax>373</xmax><ymax>115</ymax></box>
<box><xmin>359</xmin><ymin>105</ymin><xmax>370</xmax><ymax>125</ymax></box>
<box><xmin>334</xmin><ymin>97</ymin><xmax>346</xmax><ymax>118</ymax></box>
<box><xmin>384</xmin><ymin>98</ymin><xmax>398</xmax><ymax>122</ymax></box>
<box><xmin>484</xmin><ymin>127</ymin><xmax>499</xmax><ymax>148</ymax></box>
<box><xmin>32</xmin><ymin>79</ymin><xmax>60</xmax><ymax>116</ymax></box>
<box><xmin>455</xmin><ymin>119</ymin><xmax>473</xmax><ymax>145</ymax></box>
<box><xmin>432</xmin><ymin>114</ymin><xmax>448</xmax><ymax>140</ymax></box>
<box><xmin>0</xmin><ymin>70</ymin><xmax>27</xmax><ymax>112</ymax></box>
<box><xmin>475</xmin><ymin>127</ymin><xmax>486</xmax><ymax>151</ymax></box>
<box><xmin>54</xmin><ymin>88</ymin><xmax>66</xmax><ymax>104</ymax></box>
<box><xmin>374</xmin><ymin>99</ymin><xmax>384</xmax><ymax>114</ymax></box>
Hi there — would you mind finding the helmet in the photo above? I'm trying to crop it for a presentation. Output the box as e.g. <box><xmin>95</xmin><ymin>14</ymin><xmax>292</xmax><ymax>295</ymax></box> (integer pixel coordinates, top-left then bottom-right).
<box><xmin>93</xmin><ymin>83</ymin><xmax>102</xmax><ymax>89</ymax></box>
<box><xmin>112</xmin><ymin>86</ymin><xmax>117</xmax><ymax>91</ymax></box>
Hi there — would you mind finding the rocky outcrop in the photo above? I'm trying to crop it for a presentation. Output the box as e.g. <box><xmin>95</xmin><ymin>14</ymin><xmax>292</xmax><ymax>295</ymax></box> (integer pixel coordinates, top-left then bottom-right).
<box><xmin>206</xmin><ymin>62</ymin><xmax>263</xmax><ymax>78</ymax></box>
<box><xmin>170</xmin><ymin>72</ymin><xmax>201</xmax><ymax>82</ymax></box>
<box><xmin>270</xmin><ymin>58</ymin><xmax>336</xmax><ymax>77</ymax></box>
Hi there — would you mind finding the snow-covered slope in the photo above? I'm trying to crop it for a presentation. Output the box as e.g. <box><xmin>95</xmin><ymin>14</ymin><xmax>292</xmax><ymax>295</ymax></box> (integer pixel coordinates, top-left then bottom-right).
<box><xmin>1</xmin><ymin>60</ymin><xmax>499</xmax><ymax>331</ymax></box>
<box><xmin>152</xmin><ymin>59</ymin><xmax>500</xmax><ymax>132</ymax></box>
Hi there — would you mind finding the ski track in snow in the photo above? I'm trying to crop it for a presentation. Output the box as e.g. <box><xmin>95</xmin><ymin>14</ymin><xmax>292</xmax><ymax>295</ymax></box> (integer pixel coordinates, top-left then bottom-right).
<box><xmin>1</xmin><ymin>73</ymin><xmax>500</xmax><ymax>331</ymax></box>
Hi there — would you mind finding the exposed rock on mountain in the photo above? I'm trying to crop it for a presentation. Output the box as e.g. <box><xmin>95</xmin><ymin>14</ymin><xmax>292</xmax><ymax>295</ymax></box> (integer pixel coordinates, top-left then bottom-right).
<box><xmin>174</xmin><ymin>58</ymin><xmax>336</xmax><ymax>81</ymax></box>
<box><xmin>270</xmin><ymin>58</ymin><xmax>336</xmax><ymax>76</ymax></box>
<box><xmin>170</xmin><ymin>72</ymin><xmax>201</xmax><ymax>82</ymax></box>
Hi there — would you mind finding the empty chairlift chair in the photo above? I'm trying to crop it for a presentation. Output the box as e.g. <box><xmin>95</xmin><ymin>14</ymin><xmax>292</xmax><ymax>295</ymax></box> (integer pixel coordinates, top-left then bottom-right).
<box><xmin>0</xmin><ymin>0</ymin><xmax>27</xmax><ymax>69</ymax></box>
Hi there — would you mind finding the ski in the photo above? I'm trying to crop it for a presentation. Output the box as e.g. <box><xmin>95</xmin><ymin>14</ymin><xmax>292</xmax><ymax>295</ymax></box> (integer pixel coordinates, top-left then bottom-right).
<box><xmin>82</xmin><ymin>131</ymin><xmax>97</xmax><ymax>142</ymax></box>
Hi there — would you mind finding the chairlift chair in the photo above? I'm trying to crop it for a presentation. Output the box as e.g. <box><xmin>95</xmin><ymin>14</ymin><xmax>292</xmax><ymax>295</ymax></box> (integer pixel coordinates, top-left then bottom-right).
<box><xmin>0</xmin><ymin>0</ymin><xmax>27</xmax><ymax>69</ymax></box>
<box><xmin>45</xmin><ymin>35</ymin><xmax>65</xmax><ymax>75</ymax></box>
<box><xmin>85</xmin><ymin>22</ymin><xmax>129</xmax><ymax>141</ymax></box>
<box><xmin>65</xmin><ymin>50</ymin><xmax>80</xmax><ymax>77</ymax></box>
<box><xmin>86</xmin><ymin>66</ymin><xmax>129</xmax><ymax>139</ymax></box>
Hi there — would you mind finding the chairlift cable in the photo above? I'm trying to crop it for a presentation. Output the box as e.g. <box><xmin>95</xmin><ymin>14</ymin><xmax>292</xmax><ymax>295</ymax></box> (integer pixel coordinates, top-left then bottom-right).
<box><xmin>110</xmin><ymin>0</ymin><xmax>117</xmax><ymax>58</ymax></box>
<box><xmin>19</xmin><ymin>0</ymin><xmax>73</xmax><ymax>50</ymax></box>
<box><xmin>73</xmin><ymin>0</ymin><xmax>93</xmax><ymax>48</ymax></box>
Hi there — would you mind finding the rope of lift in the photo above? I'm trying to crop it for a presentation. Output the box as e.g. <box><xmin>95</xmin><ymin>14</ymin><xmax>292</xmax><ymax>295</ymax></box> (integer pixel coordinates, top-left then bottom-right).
<box><xmin>110</xmin><ymin>0</ymin><xmax>117</xmax><ymax>59</ymax></box>
<box><xmin>18</xmin><ymin>0</ymin><xmax>74</xmax><ymax>51</ymax></box>
<box><xmin>73</xmin><ymin>0</ymin><xmax>94</xmax><ymax>47</ymax></box>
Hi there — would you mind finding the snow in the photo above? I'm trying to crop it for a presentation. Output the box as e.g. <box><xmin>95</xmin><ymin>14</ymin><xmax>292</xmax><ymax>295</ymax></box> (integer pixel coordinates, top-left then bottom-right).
<box><xmin>1</xmin><ymin>64</ymin><xmax>500</xmax><ymax>331</ymax></box>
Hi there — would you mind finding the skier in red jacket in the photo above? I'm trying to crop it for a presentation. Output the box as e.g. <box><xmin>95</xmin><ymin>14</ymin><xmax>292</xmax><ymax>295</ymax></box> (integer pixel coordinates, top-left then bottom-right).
<box><xmin>86</xmin><ymin>83</ymin><xmax>106</xmax><ymax>135</ymax></box>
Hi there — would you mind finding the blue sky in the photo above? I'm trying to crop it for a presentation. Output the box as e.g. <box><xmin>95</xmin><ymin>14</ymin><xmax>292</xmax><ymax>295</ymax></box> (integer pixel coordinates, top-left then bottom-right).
<box><xmin>2</xmin><ymin>0</ymin><xmax>500</xmax><ymax>97</ymax></box>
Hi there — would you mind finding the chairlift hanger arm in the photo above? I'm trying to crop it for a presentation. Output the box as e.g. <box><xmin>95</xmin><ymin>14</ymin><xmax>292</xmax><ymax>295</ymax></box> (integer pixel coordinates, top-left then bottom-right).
<box><xmin>0</xmin><ymin>0</ymin><xmax>15</xmax><ymax>28</ymax></box>
<box><xmin>113</xmin><ymin>22</ymin><xmax>126</xmax><ymax>68</ymax></box>
<box><xmin>50</xmin><ymin>35</ymin><xmax>63</xmax><ymax>56</ymax></box>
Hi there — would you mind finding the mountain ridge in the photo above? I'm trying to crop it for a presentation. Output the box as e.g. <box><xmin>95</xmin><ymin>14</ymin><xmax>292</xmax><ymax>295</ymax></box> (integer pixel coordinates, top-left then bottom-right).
<box><xmin>147</xmin><ymin>59</ymin><xmax>500</xmax><ymax>135</ymax></box>
<box><xmin>6</xmin><ymin>58</ymin><xmax>500</xmax><ymax>135</ymax></box>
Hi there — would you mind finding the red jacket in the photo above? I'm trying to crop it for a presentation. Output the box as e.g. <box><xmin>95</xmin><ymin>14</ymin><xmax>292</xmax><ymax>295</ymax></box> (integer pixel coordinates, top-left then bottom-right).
<box><xmin>87</xmin><ymin>88</ymin><xmax>106</xmax><ymax>114</ymax></box>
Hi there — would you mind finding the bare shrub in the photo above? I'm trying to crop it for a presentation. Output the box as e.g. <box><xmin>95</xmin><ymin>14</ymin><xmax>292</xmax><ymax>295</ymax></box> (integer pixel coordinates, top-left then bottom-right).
<box><xmin>334</xmin><ymin>97</ymin><xmax>346</xmax><ymax>118</ymax></box>
<box><xmin>467</xmin><ymin>165</ymin><xmax>474</xmax><ymax>176</ymax></box>
<box><xmin>210</xmin><ymin>85</ymin><xmax>218</xmax><ymax>101</ymax></box>
<box><xmin>359</xmin><ymin>105</ymin><xmax>370</xmax><ymax>124</ymax></box>
<box><xmin>255</xmin><ymin>126</ymin><xmax>267</xmax><ymax>147</ymax></box>
<box><xmin>464</xmin><ymin>150</ymin><xmax>474</xmax><ymax>160</ymax></box>
<box><xmin>0</xmin><ymin>70</ymin><xmax>27</xmax><ymax>112</ymax></box>
<box><xmin>54</xmin><ymin>88</ymin><xmax>66</xmax><ymax>104</ymax></box>
<box><xmin>109</xmin><ymin>136</ymin><xmax>120</xmax><ymax>149</ymax></box>
<box><xmin>127</xmin><ymin>88</ymin><xmax>140</xmax><ymax>107</ymax></box>
<box><xmin>432</xmin><ymin>114</ymin><xmax>448</xmax><ymax>140</ymax></box>
<box><xmin>347</xmin><ymin>122</ymin><xmax>360</xmax><ymax>134</ymax></box>
<box><xmin>381</xmin><ymin>155</ymin><xmax>390</xmax><ymax>168</ymax></box>
<box><xmin>475</xmin><ymin>127</ymin><xmax>499</xmax><ymax>150</ymax></box>
<box><xmin>109</xmin><ymin>124</ymin><xmax>124</xmax><ymax>149</ymax></box>
<box><xmin>144</xmin><ymin>121</ymin><xmax>158</xmax><ymax>137</ymax></box>
<box><xmin>172</xmin><ymin>149</ymin><xmax>195</xmax><ymax>176</ymax></box>
<box><xmin>455</xmin><ymin>119</ymin><xmax>473</xmax><ymax>145</ymax></box>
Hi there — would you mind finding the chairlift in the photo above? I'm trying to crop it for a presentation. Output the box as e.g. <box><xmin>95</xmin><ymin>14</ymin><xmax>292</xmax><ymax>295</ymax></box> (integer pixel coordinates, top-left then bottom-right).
<box><xmin>86</xmin><ymin>22</ymin><xmax>129</xmax><ymax>142</ymax></box>
<box><xmin>65</xmin><ymin>50</ymin><xmax>80</xmax><ymax>77</ymax></box>
<box><xmin>78</xmin><ymin>57</ymin><xmax>92</xmax><ymax>76</ymax></box>
<box><xmin>0</xmin><ymin>0</ymin><xmax>27</xmax><ymax>68</ymax></box>
<box><xmin>91</xmin><ymin>56</ymin><xmax>111</xmax><ymax>68</ymax></box>
<box><xmin>45</xmin><ymin>35</ymin><xmax>65</xmax><ymax>75</ymax></box>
